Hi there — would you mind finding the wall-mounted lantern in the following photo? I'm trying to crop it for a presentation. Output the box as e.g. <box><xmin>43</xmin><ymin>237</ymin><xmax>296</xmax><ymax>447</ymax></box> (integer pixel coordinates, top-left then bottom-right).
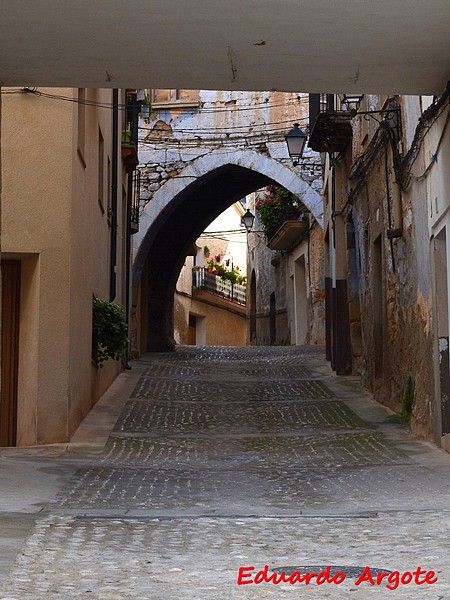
<box><xmin>285</xmin><ymin>123</ymin><xmax>308</xmax><ymax>165</ymax></box>
<box><xmin>241</xmin><ymin>209</ymin><xmax>255</xmax><ymax>233</ymax></box>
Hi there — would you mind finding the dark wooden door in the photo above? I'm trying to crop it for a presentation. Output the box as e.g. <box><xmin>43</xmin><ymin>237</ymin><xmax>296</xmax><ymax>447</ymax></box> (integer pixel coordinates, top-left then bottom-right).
<box><xmin>188</xmin><ymin>315</ymin><xmax>196</xmax><ymax>345</ymax></box>
<box><xmin>1</xmin><ymin>261</ymin><xmax>20</xmax><ymax>446</ymax></box>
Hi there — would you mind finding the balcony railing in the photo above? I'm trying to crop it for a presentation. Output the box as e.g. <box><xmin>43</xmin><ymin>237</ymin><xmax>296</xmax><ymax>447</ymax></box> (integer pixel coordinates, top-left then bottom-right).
<box><xmin>130</xmin><ymin>169</ymin><xmax>141</xmax><ymax>234</ymax></box>
<box><xmin>308</xmin><ymin>92</ymin><xmax>353</xmax><ymax>153</ymax></box>
<box><xmin>193</xmin><ymin>267</ymin><xmax>246</xmax><ymax>306</ymax></box>
<box><xmin>122</xmin><ymin>92</ymin><xmax>139</xmax><ymax>172</ymax></box>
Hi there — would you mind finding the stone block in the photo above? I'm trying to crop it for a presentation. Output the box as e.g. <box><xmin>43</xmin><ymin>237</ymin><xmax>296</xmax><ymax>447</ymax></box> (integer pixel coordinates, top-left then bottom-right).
<box><xmin>147</xmin><ymin>173</ymin><xmax>161</xmax><ymax>182</ymax></box>
<box><xmin>348</xmin><ymin>299</ymin><xmax>361</xmax><ymax>323</ymax></box>
<box><xmin>350</xmin><ymin>321</ymin><xmax>363</xmax><ymax>356</ymax></box>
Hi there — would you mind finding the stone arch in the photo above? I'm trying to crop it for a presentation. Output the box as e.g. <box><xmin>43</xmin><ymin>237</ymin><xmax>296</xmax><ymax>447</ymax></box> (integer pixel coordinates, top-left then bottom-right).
<box><xmin>132</xmin><ymin>149</ymin><xmax>323</xmax><ymax>352</ymax></box>
<box><xmin>134</xmin><ymin>149</ymin><xmax>322</xmax><ymax>274</ymax></box>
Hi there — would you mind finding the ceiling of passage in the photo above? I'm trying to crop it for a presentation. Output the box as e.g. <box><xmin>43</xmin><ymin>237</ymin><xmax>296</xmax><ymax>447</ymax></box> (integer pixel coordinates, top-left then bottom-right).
<box><xmin>1</xmin><ymin>1</ymin><xmax>449</xmax><ymax>95</ymax></box>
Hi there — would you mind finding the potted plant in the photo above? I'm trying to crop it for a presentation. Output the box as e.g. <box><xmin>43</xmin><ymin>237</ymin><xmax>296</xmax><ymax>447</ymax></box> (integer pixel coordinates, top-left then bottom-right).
<box><xmin>255</xmin><ymin>185</ymin><xmax>302</xmax><ymax>237</ymax></box>
<box><xmin>203</xmin><ymin>245</ymin><xmax>210</xmax><ymax>258</ymax></box>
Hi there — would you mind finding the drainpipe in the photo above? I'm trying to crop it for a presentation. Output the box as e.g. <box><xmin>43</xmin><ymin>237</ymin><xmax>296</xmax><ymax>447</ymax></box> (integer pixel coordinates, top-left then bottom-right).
<box><xmin>109</xmin><ymin>89</ymin><xmax>118</xmax><ymax>301</ymax></box>
<box><xmin>391</xmin><ymin>181</ymin><xmax>403</xmax><ymax>233</ymax></box>
<box><xmin>124</xmin><ymin>170</ymin><xmax>133</xmax><ymax>367</ymax></box>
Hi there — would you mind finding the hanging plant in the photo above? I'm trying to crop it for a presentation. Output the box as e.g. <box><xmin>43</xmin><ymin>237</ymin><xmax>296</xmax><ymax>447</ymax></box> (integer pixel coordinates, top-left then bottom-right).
<box><xmin>92</xmin><ymin>295</ymin><xmax>128</xmax><ymax>367</ymax></box>
<box><xmin>255</xmin><ymin>185</ymin><xmax>301</xmax><ymax>235</ymax></box>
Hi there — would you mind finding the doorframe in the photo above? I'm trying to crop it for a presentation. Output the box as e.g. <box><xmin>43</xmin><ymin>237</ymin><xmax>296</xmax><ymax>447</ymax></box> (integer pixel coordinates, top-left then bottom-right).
<box><xmin>1</xmin><ymin>260</ymin><xmax>21</xmax><ymax>446</ymax></box>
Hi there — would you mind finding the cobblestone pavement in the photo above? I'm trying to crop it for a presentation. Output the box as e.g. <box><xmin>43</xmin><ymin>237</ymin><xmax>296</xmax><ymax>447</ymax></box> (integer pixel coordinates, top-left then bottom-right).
<box><xmin>1</xmin><ymin>345</ymin><xmax>450</xmax><ymax>599</ymax></box>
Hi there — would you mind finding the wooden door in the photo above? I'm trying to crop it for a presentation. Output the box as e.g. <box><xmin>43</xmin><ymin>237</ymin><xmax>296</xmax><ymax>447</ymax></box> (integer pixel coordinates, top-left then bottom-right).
<box><xmin>1</xmin><ymin>261</ymin><xmax>20</xmax><ymax>446</ymax></box>
<box><xmin>188</xmin><ymin>315</ymin><xmax>196</xmax><ymax>345</ymax></box>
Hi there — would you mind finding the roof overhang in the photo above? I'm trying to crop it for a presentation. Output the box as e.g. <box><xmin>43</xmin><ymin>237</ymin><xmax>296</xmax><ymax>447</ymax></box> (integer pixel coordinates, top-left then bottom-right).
<box><xmin>1</xmin><ymin>1</ymin><xmax>449</xmax><ymax>94</ymax></box>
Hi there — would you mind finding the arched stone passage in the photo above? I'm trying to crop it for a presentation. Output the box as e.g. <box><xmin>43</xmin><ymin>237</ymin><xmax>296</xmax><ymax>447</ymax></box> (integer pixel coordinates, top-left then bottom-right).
<box><xmin>133</xmin><ymin>150</ymin><xmax>323</xmax><ymax>352</ymax></box>
<box><xmin>134</xmin><ymin>149</ymin><xmax>323</xmax><ymax>275</ymax></box>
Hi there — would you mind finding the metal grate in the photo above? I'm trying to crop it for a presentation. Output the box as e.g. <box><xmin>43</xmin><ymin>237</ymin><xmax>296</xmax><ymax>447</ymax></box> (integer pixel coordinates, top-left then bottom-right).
<box><xmin>272</xmin><ymin>565</ymin><xmax>392</xmax><ymax>579</ymax></box>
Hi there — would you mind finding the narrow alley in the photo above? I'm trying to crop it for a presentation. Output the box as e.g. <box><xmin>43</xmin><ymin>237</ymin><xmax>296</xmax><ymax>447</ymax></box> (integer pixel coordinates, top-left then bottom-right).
<box><xmin>1</xmin><ymin>346</ymin><xmax>450</xmax><ymax>598</ymax></box>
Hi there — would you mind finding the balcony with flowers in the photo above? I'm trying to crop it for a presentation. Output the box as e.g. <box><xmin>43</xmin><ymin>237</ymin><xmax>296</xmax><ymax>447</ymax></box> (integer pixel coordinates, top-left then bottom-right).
<box><xmin>256</xmin><ymin>185</ymin><xmax>309</xmax><ymax>251</ymax></box>
<box><xmin>192</xmin><ymin>260</ymin><xmax>247</xmax><ymax>307</ymax></box>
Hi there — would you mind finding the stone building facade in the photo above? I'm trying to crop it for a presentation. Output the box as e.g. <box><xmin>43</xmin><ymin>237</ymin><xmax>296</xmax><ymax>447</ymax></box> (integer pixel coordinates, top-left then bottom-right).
<box><xmin>132</xmin><ymin>90</ymin><xmax>325</xmax><ymax>352</ymax></box>
<box><xmin>246</xmin><ymin>191</ymin><xmax>325</xmax><ymax>347</ymax></box>
<box><xmin>174</xmin><ymin>201</ymin><xmax>248</xmax><ymax>347</ymax></box>
<box><xmin>313</xmin><ymin>86</ymin><xmax>449</xmax><ymax>445</ymax></box>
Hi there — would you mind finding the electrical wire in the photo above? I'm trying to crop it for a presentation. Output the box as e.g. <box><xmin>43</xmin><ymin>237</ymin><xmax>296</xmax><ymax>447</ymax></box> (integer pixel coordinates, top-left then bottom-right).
<box><xmin>155</xmin><ymin>97</ymin><xmax>308</xmax><ymax>114</ymax></box>
<box><xmin>409</xmin><ymin>107</ymin><xmax>449</xmax><ymax>183</ymax></box>
<box><xmin>3</xmin><ymin>87</ymin><xmax>309</xmax><ymax>137</ymax></box>
<box><xmin>1</xmin><ymin>87</ymin><xmax>309</xmax><ymax>116</ymax></box>
<box><xmin>138</xmin><ymin>116</ymin><xmax>308</xmax><ymax>134</ymax></box>
<box><xmin>138</xmin><ymin>132</ymin><xmax>307</xmax><ymax>144</ymax></box>
<box><xmin>2</xmin><ymin>88</ymin><xmax>312</xmax><ymax>147</ymax></box>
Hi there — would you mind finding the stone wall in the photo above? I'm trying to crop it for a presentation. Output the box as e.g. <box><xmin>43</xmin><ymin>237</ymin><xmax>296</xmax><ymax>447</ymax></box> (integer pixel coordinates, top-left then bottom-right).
<box><xmin>137</xmin><ymin>91</ymin><xmax>322</xmax><ymax>216</ymax></box>
<box><xmin>323</xmin><ymin>91</ymin><xmax>449</xmax><ymax>444</ymax></box>
<box><xmin>246</xmin><ymin>192</ymin><xmax>325</xmax><ymax>348</ymax></box>
<box><xmin>133</xmin><ymin>90</ymin><xmax>325</xmax><ymax>350</ymax></box>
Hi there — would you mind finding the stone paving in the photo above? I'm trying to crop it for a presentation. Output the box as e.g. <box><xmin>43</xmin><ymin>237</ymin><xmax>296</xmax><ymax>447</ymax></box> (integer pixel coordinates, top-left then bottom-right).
<box><xmin>1</xmin><ymin>345</ymin><xmax>450</xmax><ymax>599</ymax></box>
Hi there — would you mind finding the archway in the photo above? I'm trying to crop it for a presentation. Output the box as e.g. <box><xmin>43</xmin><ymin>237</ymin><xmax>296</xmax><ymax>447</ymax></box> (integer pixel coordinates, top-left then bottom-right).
<box><xmin>133</xmin><ymin>151</ymin><xmax>322</xmax><ymax>352</ymax></box>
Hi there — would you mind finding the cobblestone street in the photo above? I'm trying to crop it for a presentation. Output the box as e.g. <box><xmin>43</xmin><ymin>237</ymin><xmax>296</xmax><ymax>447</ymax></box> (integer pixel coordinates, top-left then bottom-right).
<box><xmin>1</xmin><ymin>345</ymin><xmax>450</xmax><ymax>598</ymax></box>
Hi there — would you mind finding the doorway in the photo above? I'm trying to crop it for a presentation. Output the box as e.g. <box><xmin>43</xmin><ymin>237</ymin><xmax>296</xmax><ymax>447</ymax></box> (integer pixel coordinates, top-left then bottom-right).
<box><xmin>434</xmin><ymin>229</ymin><xmax>450</xmax><ymax>434</ymax></box>
<box><xmin>269</xmin><ymin>292</ymin><xmax>276</xmax><ymax>345</ymax></box>
<box><xmin>188</xmin><ymin>315</ymin><xmax>197</xmax><ymax>345</ymax></box>
<box><xmin>373</xmin><ymin>236</ymin><xmax>384</xmax><ymax>380</ymax></box>
<box><xmin>1</xmin><ymin>260</ymin><xmax>21</xmax><ymax>446</ymax></box>
<box><xmin>294</xmin><ymin>255</ymin><xmax>308</xmax><ymax>345</ymax></box>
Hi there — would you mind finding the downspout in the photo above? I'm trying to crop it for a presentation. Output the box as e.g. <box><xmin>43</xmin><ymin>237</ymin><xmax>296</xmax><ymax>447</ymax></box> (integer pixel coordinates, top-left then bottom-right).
<box><xmin>125</xmin><ymin>94</ymin><xmax>138</xmax><ymax>366</ymax></box>
<box><xmin>124</xmin><ymin>170</ymin><xmax>133</xmax><ymax>367</ymax></box>
<box><xmin>384</xmin><ymin>146</ymin><xmax>397</xmax><ymax>273</ymax></box>
<box><xmin>109</xmin><ymin>88</ymin><xmax>119</xmax><ymax>301</ymax></box>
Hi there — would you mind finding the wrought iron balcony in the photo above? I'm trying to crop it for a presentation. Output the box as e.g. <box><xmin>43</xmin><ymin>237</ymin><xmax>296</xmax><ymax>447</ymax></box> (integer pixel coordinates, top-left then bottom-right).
<box><xmin>122</xmin><ymin>92</ymin><xmax>139</xmax><ymax>173</ymax></box>
<box><xmin>308</xmin><ymin>93</ymin><xmax>353</xmax><ymax>154</ymax></box>
<box><xmin>192</xmin><ymin>267</ymin><xmax>246</xmax><ymax>306</ymax></box>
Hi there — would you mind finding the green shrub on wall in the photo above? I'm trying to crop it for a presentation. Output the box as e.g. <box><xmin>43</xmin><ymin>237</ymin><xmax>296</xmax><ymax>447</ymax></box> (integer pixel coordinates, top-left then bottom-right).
<box><xmin>401</xmin><ymin>376</ymin><xmax>415</xmax><ymax>425</ymax></box>
<box><xmin>92</xmin><ymin>295</ymin><xmax>128</xmax><ymax>366</ymax></box>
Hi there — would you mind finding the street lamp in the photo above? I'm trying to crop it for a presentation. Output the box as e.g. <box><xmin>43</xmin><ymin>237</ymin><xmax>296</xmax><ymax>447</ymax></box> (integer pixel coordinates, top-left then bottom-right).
<box><xmin>285</xmin><ymin>123</ymin><xmax>308</xmax><ymax>165</ymax></box>
<box><xmin>241</xmin><ymin>209</ymin><xmax>255</xmax><ymax>233</ymax></box>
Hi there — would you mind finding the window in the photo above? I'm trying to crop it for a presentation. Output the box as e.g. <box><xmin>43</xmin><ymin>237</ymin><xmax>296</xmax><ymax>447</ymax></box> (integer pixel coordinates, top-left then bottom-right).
<box><xmin>150</xmin><ymin>89</ymin><xmax>200</xmax><ymax>108</ymax></box>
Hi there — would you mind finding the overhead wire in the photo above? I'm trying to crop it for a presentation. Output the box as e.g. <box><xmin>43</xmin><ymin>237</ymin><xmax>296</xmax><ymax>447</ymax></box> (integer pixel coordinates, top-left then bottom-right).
<box><xmin>1</xmin><ymin>87</ymin><xmax>308</xmax><ymax>116</ymax></box>
<box><xmin>138</xmin><ymin>116</ymin><xmax>308</xmax><ymax>134</ymax></box>
<box><xmin>3</xmin><ymin>88</ymin><xmax>310</xmax><ymax>139</ymax></box>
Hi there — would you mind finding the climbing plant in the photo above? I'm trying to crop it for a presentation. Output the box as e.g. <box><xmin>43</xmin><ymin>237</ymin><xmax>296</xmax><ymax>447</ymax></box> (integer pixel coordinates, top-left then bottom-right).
<box><xmin>92</xmin><ymin>295</ymin><xmax>128</xmax><ymax>366</ymax></box>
